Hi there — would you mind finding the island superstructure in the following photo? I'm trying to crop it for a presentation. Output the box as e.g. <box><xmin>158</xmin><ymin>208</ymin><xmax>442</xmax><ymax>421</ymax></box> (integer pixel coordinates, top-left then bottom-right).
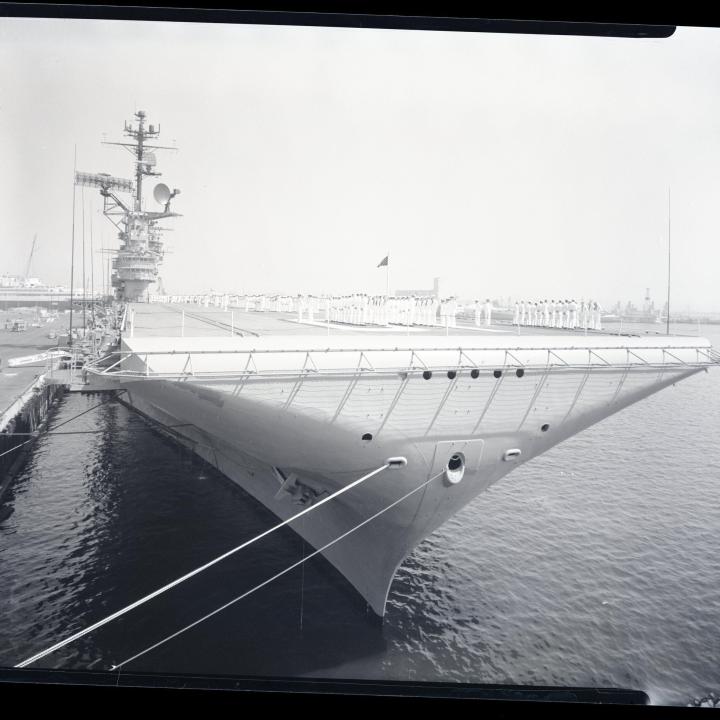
<box><xmin>75</xmin><ymin>111</ymin><xmax>180</xmax><ymax>302</ymax></box>
<box><xmin>82</xmin><ymin>111</ymin><xmax>720</xmax><ymax>618</ymax></box>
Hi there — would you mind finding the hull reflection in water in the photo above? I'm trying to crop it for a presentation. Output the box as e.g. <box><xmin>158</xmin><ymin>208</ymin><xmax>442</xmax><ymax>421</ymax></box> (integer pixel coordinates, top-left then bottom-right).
<box><xmin>0</xmin><ymin>395</ymin><xmax>387</xmax><ymax>673</ymax></box>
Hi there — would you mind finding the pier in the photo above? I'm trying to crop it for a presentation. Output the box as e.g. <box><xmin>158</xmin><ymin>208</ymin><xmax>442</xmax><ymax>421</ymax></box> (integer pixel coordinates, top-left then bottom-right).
<box><xmin>0</xmin><ymin>304</ymin><xmax>114</xmax><ymax>507</ymax></box>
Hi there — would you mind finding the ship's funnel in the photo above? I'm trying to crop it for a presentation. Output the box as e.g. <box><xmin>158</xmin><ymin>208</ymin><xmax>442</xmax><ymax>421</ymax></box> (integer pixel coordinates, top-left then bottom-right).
<box><xmin>153</xmin><ymin>183</ymin><xmax>171</xmax><ymax>204</ymax></box>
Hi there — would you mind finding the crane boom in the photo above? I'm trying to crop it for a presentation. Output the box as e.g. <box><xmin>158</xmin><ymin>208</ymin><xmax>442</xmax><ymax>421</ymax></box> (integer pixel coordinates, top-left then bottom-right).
<box><xmin>25</xmin><ymin>234</ymin><xmax>37</xmax><ymax>279</ymax></box>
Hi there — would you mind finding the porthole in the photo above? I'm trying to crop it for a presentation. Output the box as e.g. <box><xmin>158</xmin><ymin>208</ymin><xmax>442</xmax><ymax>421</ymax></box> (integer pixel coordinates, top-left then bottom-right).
<box><xmin>362</xmin><ymin>433</ymin><xmax>373</xmax><ymax>441</ymax></box>
<box><xmin>470</xmin><ymin>368</ymin><xmax>480</xmax><ymax>379</ymax></box>
<box><xmin>447</xmin><ymin>370</ymin><xmax>457</xmax><ymax>380</ymax></box>
<box><xmin>493</xmin><ymin>370</ymin><xmax>502</xmax><ymax>379</ymax></box>
<box><xmin>541</xmin><ymin>424</ymin><xmax>549</xmax><ymax>432</ymax></box>
<box><xmin>516</xmin><ymin>368</ymin><xmax>525</xmax><ymax>378</ymax></box>
<box><xmin>423</xmin><ymin>370</ymin><xmax>433</xmax><ymax>380</ymax></box>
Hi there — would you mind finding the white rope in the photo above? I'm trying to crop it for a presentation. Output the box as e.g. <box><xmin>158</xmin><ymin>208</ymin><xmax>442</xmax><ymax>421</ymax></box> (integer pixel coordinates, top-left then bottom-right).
<box><xmin>1</xmin><ymin>394</ymin><xmax>124</xmax><ymax>460</ymax></box>
<box><xmin>15</xmin><ymin>462</ymin><xmax>391</xmax><ymax>668</ymax></box>
<box><xmin>110</xmin><ymin>469</ymin><xmax>443</xmax><ymax>670</ymax></box>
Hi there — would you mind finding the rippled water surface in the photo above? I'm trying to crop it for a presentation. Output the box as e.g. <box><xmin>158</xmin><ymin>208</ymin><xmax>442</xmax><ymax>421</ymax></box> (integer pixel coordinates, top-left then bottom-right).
<box><xmin>1</xmin><ymin>323</ymin><xmax>718</xmax><ymax>705</ymax></box>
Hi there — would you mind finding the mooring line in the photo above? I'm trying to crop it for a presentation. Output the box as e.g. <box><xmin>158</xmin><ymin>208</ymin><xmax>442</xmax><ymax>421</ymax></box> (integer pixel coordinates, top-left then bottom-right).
<box><xmin>0</xmin><ymin>392</ymin><xmax>124</xmax><ymax>460</ymax></box>
<box><xmin>110</xmin><ymin>468</ymin><xmax>443</xmax><ymax>670</ymax></box>
<box><xmin>4</xmin><ymin>421</ymin><xmax>194</xmax><ymax>438</ymax></box>
<box><xmin>16</xmin><ymin>461</ymin><xmax>396</xmax><ymax>668</ymax></box>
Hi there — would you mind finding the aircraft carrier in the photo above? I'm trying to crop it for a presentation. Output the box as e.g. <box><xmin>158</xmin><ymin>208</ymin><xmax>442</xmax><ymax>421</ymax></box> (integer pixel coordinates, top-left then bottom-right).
<box><xmin>27</xmin><ymin>110</ymin><xmax>720</xmax><ymax>618</ymax></box>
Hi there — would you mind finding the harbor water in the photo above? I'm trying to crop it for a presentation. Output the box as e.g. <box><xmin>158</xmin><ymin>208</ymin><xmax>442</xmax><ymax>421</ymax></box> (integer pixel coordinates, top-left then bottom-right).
<box><xmin>0</xmin><ymin>322</ymin><xmax>718</xmax><ymax>705</ymax></box>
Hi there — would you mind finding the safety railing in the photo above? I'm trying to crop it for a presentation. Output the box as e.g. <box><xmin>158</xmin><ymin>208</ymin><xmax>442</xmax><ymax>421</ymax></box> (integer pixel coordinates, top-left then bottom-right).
<box><xmin>84</xmin><ymin>343</ymin><xmax>720</xmax><ymax>382</ymax></box>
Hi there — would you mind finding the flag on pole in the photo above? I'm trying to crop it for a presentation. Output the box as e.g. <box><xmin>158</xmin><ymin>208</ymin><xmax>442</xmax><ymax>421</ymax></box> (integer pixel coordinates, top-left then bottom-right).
<box><xmin>377</xmin><ymin>255</ymin><xmax>388</xmax><ymax>268</ymax></box>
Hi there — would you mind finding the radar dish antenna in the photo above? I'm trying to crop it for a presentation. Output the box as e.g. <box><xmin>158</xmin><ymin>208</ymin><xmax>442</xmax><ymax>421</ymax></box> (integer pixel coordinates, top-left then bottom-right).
<box><xmin>153</xmin><ymin>183</ymin><xmax>171</xmax><ymax>204</ymax></box>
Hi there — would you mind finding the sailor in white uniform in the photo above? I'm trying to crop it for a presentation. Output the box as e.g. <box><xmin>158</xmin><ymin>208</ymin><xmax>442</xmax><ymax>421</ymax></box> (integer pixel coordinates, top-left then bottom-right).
<box><xmin>474</xmin><ymin>300</ymin><xmax>482</xmax><ymax>327</ymax></box>
<box><xmin>449</xmin><ymin>297</ymin><xmax>458</xmax><ymax>328</ymax></box>
<box><xmin>431</xmin><ymin>295</ymin><xmax>440</xmax><ymax>325</ymax></box>
<box><xmin>308</xmin><ymin>295</ymin><xmax>315</xmax><ymax>322</ymax></box>
<box><xmin>409</xmin><ymin>295</ymin><xmax>417</xmax><ymax>326</ymax></box>
<box><xmin>513</xmin><ymin>300</ymin><xmax>520</xmax><ymax>326</ymax></box>
<box><xmin>570</xmin><ymin>299</ymin><xmax>578</xmax><ymax>329</ymax></box>
<box><xmin>483</xmin><ymin>298</ymin><xmax>492</xmax><ymax>326</ymax></box>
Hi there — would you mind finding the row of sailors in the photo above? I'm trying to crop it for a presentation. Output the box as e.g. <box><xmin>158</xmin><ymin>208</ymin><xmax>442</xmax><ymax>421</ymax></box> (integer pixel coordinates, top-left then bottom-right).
<box><xmin>512</xmin><ymin>299</ymin><xmax>603</xmax><ymax>330</ymax></box>
<box><xmin>152</xmin><ymin>292</ymin><xmax>488</xmax><ymax>328</ymax></box>
<box><xmin>152</xmin><ymin>294</ymin><xmax>490</xmax><ymax>328</ymax></box>
<box><xmin>316</xmin><ymin>294</ymin><xmax>442</xmax><ymax>326</ymax></box>
<box><xmin>151</xmin><ymin>293</ymin><xmax>602</xmax><ymax>331</ymax></box>
<box><xmin>158</xmin><ymin>293</ymin><xmax>451</xmax><ymax>327</ymax></box>
<box><xmin>149</xmin><ymin>294</ymin><xmax>239</xmax><ymax>308</ymax></box>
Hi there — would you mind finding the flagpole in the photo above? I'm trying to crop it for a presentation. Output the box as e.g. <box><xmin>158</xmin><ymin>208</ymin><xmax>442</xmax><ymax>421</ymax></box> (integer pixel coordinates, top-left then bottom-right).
<box><xmin>385</xmin><ymin>251</ymin><xmax>389</xmax><ymax>299</ymax></box>
<box><xmin>666</xmin><ymin>186</ymin><xmax>671</xmax><ymax>336</ymax></box>
<box><xmin>69</xmin><ymin>145</ymin><xmax>76</xmax><ymax>347</ymax></box>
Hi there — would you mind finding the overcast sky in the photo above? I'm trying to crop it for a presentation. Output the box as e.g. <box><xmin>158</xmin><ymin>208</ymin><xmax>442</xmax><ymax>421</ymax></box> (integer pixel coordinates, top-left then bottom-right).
<box><xmin>1</xmin><ymin>18</ymin><xmax>719</xmax><ymax>310</ymax></box>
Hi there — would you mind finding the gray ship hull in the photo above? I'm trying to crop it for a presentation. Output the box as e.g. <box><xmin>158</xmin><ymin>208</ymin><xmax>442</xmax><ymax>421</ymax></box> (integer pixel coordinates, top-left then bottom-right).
<box><xmin>93</xmin><ymin>330</ymin><xmax>713</xmax><ymax>616</ymax></box>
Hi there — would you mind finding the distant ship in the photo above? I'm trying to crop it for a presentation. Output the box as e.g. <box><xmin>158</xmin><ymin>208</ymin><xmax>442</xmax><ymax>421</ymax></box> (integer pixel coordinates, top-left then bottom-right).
<box><xmin>83</xmin><ymin>111</ymin><xmax>720</xmax><ymax>617</ymax></box>
<box><xmin>603</xmin><ymin>288</ymin><xmax>664</xmax><ymax>324</ymax></box>
<box><xmin>0</xmin><ymin>283</ymin><xmax>75</xmax><ymax>309</ymax></box>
